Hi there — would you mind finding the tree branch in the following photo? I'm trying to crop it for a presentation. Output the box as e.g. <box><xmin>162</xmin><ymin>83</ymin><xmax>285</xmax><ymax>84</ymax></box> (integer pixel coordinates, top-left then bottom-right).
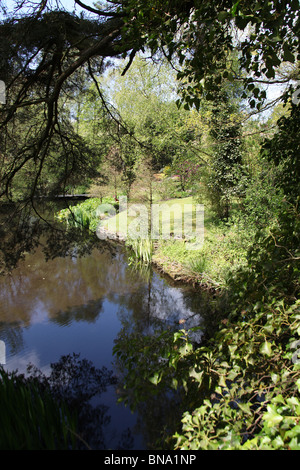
<box><xmin>74</xmin><ymin>0</ymin><xmax>124</xmax><ymax>17</ymax></box>
<box><xmin>121</xmin><ymin>49</ymin><xmax>137</xmax><ymax>76</ymax></box>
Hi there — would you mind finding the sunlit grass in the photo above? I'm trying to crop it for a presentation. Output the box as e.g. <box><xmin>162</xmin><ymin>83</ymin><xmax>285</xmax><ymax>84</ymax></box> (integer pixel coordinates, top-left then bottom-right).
<box><xmin>100</xmin><ymin>196</ymin><xmax>197</xmax><ymax>237</ymax></box>
<box><xmin>56</xmin><ymin>194</ymin><xmax>250</xmax><ymax>287</ymax></box>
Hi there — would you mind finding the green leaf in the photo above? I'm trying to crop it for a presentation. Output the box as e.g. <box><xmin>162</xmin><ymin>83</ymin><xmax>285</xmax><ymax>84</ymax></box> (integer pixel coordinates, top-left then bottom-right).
<box><xmin>231</xmin><ymin>1</ymin><xmax>241</xmax><ymax>16</ymax></box>
<box><xmin>172</xmin><ymin>378</ymin><xmax>178</xmax><ymax>389</ymax></box>
<box><xmin>288</xmin><ymin>437</ymin><xmax>300</xmax><ymax>450</ymax></box>
<box><xmin>218</xmin><ymin>11</ymin><xmax>230</xmax><ymax>21</ymax></box>
<box><xmin>237</xmin><ymin>402</ymin><xmax>252</xmax><ymax>415</ymax></box>
<box><xmin>287</xmin><ymin>396</ymin><xmax>300</xmax><ymax>407</ymax></box>
<box><xmin>272</xmin><ymin>394</ymin><xmax>285</xmax><ymax>404</ymax></box>
<box><xmin>285</xmin><ymin>425</ymin><xmax>300</xmax><ymax>439</ymax></box>
<box><xmin>149</xmin><ymin>371</ymin><xmax>161</xmax><ymax>385</ymax></box>
<box><xmin>260</xmin><ymin>340</ymin><xmax>272</xmax><ymax>356</ymax></box>
<box><xmin>173</xmin><ymin>330</ymin><xmax>186</xmax><ymax>342</ymax></box>
<box><xmin>271</xmin><ymin>435</ymin><xmax>284</xmax><ymax>449</ymax></box>
<box><xmin>218</xmin><ymin>374</ymin><xmax>227</xmax><ymax>388</ymax></box>
<box><xmin>271</xmin><ymin>373</ymin><xmax>279</xmax><ymax>384</ymax></box>
<box><xmin>263</xmin><ymin>405</ymin><xmax>283</xmax><ymax>426</ymax></box>
<box><xmin>228</xmin><ymin>344</ymin><xmax>238</xmax><ymax>355</ymax></box>
<box><xmin>179</xmin><ymin>342</ymin><xmax>193</xmax><ymax>356</ymax></box>
<box><xmin>189</xmin><ymin>368</ymin><xmax>204</xmax><ymax>384</ymax></box>
<box><xmin>283</xmin><ymin>44</ymin><xmax>295</xmax><ymax>63</ymax></box>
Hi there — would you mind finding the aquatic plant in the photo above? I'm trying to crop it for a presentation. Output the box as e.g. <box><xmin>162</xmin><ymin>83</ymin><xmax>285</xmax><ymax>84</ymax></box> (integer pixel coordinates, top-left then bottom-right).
<box><xmin>0</xmin><ymin>366</ymin><xmax>77</xmax><ymax>450</ymax></box>
<box><xmin>126</xmin><ymin>237</ymin><xmax>153</xmax><ymax>264</ymax></box>
<box><xmin>56</xmin><ymin>197</ymin><xmax>119</xmax><ymax>232</ymax></box>
<box><xmin>0</xmin><ymin>353</ymin><xmax>119</xmax><ymax>450</ymax></box>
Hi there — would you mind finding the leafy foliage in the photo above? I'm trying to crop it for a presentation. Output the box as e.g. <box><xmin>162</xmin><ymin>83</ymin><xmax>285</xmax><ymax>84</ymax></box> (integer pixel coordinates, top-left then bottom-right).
<box><xmin>122</xmin><ymin>0</ymin><xmax>300</xmax><ymax>109</ymax></box>
<box><xmin>203</xmin><ymin>86</ymin><xmax>245</xmax><ymax>218</ymax></box>
<box><xmin>261</xmin><ymin>103</ymin><xmax>300</xmax><ymax>202</ymax></box>
<box><xmin>56</xmin><ymin>197</ymin><xmax>119</xmax><ymax>231</ymax></box>
<box><xmin>115</xmin><ymin>245</ymin><xmax>300</xmax><ymax>449</ymax></box>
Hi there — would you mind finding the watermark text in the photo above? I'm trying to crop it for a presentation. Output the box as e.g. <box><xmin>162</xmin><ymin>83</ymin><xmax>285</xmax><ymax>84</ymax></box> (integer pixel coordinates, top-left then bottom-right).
<box><xmin>96</xmin><ymin>196</ymin><xmax>204</xmax><ymax>250</ymax></box>
<box><xmin>0</xmin><ymin>81</ymin><xmax>5</xmax><ymax>104</ymax></box>
<box><xmin>0</xmin><ymin>340</ymin><xmax>6</xmax><ymax>365</ymax></box>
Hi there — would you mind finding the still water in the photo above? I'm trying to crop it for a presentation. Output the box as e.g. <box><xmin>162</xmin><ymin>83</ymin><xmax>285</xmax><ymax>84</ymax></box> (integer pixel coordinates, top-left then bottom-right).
<box><xmin>0</xmin><ymin>239</ymin><xmax>206</xmax><ymax>449</ymax></box>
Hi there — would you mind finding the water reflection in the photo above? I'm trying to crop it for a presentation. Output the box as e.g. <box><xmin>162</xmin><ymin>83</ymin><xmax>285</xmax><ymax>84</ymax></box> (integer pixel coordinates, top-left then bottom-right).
<box><xmin>0</xmin><ymin>240</ymin><xmax>208</xmax><ymax>449</ymax></box>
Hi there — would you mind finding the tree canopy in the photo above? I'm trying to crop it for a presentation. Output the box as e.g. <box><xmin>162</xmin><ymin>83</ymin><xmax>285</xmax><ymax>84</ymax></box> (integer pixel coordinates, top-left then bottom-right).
<box><xmin>0</xmin><ymin>0</ymin><xmax>299</xmax><ymax>203</ymax></box>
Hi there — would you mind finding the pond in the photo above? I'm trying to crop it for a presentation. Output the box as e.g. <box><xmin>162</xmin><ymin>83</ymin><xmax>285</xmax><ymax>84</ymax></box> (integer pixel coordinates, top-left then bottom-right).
<box><xmin>0</xmin><ymin>214</ymin><xmax>210</xmax><ymax>450</ymax></box>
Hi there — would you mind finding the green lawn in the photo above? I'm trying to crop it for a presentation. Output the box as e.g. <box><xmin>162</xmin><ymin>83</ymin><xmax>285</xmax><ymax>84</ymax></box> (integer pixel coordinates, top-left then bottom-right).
<box><xmin>58</xmin><ymin>195</ymin><xmax>250</xmax><ymax>288</ymax></box>
<box><xmin>99</xmin><ymin>195</ymin><xmax>249</xmax><ymax>288</ymax></box>
<box><xmin>100</xmin><ymin>196</ymin><xmax>198</xmax><ymax>239</ymax></box>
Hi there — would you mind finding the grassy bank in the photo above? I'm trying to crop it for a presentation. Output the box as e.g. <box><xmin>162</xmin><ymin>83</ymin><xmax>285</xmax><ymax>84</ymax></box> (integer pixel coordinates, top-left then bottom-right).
<box><xmin>57</xmin><ymin>195</ymin><xmax>251</xmax><ymax>291</ymax></box>
<box><xmin>97</xmin><ymin>196</ymin><xmax>253</xmax><ymax>290</ymax></box>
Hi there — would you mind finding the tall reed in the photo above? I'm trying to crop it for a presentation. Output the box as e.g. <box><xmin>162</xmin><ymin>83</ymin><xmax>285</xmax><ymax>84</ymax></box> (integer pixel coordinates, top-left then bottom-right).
<box><xmin>0</xmin><ymin>367</ymin><xmax>77</xmax><ymax>450</ymax></box>
<box><xmin>126</xmin><ymin>237</ymin><xmax>153</xmax><ymax>264</ymax></box>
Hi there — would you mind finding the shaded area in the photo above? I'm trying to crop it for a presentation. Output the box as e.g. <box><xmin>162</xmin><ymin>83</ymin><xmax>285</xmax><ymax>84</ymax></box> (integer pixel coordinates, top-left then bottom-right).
<box><xmin>24</xmin><ymin>353</ymin><xmax>132</xmax><ymax>450</ymax></box>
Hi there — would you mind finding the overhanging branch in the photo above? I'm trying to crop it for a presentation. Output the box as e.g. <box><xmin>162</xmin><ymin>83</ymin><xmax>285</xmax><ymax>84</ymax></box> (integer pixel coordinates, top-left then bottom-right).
<box><xmin>75</xmin><ymin>0</ymin><xmax>124</xmax><ymax>17</ymax></box>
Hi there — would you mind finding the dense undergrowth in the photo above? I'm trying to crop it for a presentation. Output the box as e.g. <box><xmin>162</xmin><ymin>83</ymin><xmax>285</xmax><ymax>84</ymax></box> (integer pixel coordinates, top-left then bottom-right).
<box><xmin>114</xmin><ymin>199</ymin><xmax>300</xmax><ymax>450</ymax></box>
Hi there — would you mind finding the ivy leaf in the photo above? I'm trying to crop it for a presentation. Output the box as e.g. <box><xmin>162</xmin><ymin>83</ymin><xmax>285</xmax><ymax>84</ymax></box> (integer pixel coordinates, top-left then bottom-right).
<box><xmin>272</xmin><ymin>394</ymin><xmax>285</xmax><ymax>404</ymax></box>
<box><xmin>283</xmin><ymin>43</ymin><xmax>295</xmax><ymax>63</ymax></box>
<box><xmin>179</xmin><ymin>342</ymin><xmax>193</xmax><ymax>356</ymax></box>
<box><xmin>285</xmin><ymin>425</ymin><xmax>300</xmax><ymax>440</ymax></box>
<box><xmin>149</xmin><ymin>371</ymin><xmax>161</xmax><ymax>385</ymax></box>
<box><xmin>271</xmin><ymin>435</ymin><xmax>284</xmax><ymax>449</ymax></box>
<box><xmin>189</xmin><ymin>368</ymin><xmax>204</xmax><ymax>384</ymax></box>
<box><xmin>237</xmin><ymin>402</ymin><xmax>252</xmax><ymax>415</ymax></box>
<box><xmin>263</xmin><ymin>405</ymin><xmax>283</xmax><ymax>426</ymax></box>
<box><xmin>260</xmin><ymin>341</ymin><xmax>272</xmax><ymax>356</ymax></box>
<box><xmin>218</xmin><ymin>374</ymin><xmax>227</xmax><ymax>388</ymax></box>
<box><xmin>287</xmin><ymin>396</ymin><xmax>300</xmax><ymax>407</ymax></box>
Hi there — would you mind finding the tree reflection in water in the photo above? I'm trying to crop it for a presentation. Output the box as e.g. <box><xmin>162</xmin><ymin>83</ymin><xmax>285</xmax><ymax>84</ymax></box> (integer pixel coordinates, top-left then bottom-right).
<box><xmin>0</xmin><ymin>202</ymin><xmax>220</xmax><ymax>449</ymax></box>
<box><xmin>26</xmin><ymin>352</ymin><xmax>134</xmax><ymax>450</ymax></box>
